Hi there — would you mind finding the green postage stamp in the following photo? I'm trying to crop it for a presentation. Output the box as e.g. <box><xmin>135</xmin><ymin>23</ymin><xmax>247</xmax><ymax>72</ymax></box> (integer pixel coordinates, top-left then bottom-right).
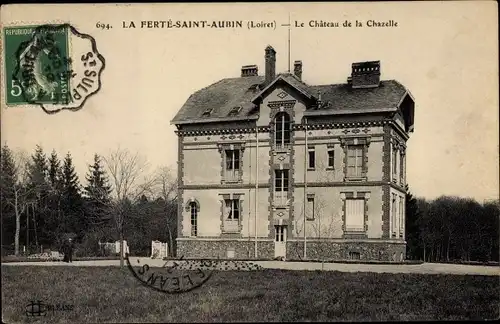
<box><xmin>2</xmin><ymin>24</ymin><xmax>105</xmax><ymax>113</ymax></box>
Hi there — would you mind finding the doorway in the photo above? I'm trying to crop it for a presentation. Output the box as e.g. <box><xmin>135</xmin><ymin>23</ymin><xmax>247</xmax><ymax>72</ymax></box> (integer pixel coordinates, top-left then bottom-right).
<box><xmin>274</xmin><ymin>225</ymin><xmax>287</xmax><ymax>259</ymax></box>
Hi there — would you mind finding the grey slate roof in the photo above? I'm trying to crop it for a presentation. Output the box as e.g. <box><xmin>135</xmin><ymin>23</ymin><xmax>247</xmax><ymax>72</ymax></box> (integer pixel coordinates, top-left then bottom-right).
<box><xmin>171</xmin><ymin>75</ymin><xmax>264</xmax><ymax>124</ymax></box>
<box><xmin>308</xmin><ymin>80</ymin><xmax>407</xmax><ymax>115</ymax></box>
<box><xmin>171</xmin><ymin>73</ymin><xmax>409</xmax><ymax>125</ymax></box>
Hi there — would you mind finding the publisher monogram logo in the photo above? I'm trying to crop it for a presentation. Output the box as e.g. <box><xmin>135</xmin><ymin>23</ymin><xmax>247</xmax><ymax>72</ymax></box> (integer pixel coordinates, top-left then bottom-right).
<box><xmin>25</xmin><ymin>300</ymin><xmax>47</xmax><ymax>317</ymax></box>
<box><xmin>24</xmin><ymin>300</ymin><xmax>74</xmax><ymax>316</ymax></box>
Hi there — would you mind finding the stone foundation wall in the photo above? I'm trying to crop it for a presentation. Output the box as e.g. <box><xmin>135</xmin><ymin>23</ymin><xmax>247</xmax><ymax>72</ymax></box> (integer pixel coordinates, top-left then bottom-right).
<box><xmin>287</xmin><ymin>240</ymin><xmax>406</xmax><ymax>261</ymax></box>
<box><xmin>177</xmin><ymin>239</ymin><xmax>274</xmax><ymax>260</ymax></box>
<box><xmin>177</xmin><ymin>239</ymin><xmax>406</xmax><ymax>261</ymax></box>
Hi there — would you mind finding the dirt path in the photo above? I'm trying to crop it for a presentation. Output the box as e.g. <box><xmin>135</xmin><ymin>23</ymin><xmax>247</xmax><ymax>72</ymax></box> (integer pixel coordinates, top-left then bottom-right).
<box><xmin>2</xmin><ymin>258</ymin><xmax>499</xmax><ymax>276</ymax></box>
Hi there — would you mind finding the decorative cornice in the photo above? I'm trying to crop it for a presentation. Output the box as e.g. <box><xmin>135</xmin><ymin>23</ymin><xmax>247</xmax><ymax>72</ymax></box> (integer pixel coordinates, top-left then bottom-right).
<box><xmin>181</xmin><ymin>181</ymin><xmax>392</xmax><ymax>190</ymax></box>
<box><xmin>268</xmin><ymin>100</ymin><xmax>297</xmax><ymax>110</ymax></box>
<box><xmin>175</xmin><ymin>120</ymin><xmax>392</xmax><ymax>136</ymax></box>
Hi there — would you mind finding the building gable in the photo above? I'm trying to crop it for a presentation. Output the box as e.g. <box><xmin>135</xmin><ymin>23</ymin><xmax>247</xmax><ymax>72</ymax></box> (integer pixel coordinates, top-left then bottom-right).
<box><xmin>251</xmin><ymin>74</ymin><xmax>315</xmax><ymax>105</ymax></box>
<box><xmin>256</xmin><ymin>82</ymin><xmax>311</xmax><ymax>126</ymax></box>
<box><xmin>396</xmin><ymin>92</ymin><xmax>415</xmax><ymax>133</ymax></box>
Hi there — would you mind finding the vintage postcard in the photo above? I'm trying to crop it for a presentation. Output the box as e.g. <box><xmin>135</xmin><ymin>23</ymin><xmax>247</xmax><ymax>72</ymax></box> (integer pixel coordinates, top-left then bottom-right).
<box><xmin>1</xmin><ymin>1</ymin><xmax>498</xmax><ymax>323</ymax></box>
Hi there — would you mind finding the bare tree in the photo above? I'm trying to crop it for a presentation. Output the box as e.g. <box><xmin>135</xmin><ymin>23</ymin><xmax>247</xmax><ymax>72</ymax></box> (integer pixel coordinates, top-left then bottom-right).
<box><xmin>3</xmin><ymin>150</ymin><xmax>32</xmax><ymax>256</ymax></box>
<box><xmin>150</xmin><ymin>166</ymin><xmax>177</xmax><ymax>257</ymax></box>
<box><xmin>103</xmin><ymin>147</ymin><xmax>155</xmax><ymax>267</ymax></box>
<box><xmin>295</xmin><ymin>159</ymin><xmax>342</xmax><ymax>269</ymax></box>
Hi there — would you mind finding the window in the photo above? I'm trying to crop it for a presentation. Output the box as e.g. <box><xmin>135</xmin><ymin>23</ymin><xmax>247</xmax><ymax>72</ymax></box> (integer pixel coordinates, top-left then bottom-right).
<box><xmin>202</xmin><ymin>108</ymin><xmax>213</xmax><ymax>117</ymax></box>
<box><xmin>348</xmin><ymin>251</ymin><xmax>361</xmax><ymax>260</ymax></box>
<box><xmin>220</xmin><ymin>195</ymin><xmax>243</xmax><ymax>233</ymax></box>
<box><xmin>228</xmin><ymin>106</ymin><xmax>242</xmax><ymax>117</ymax></box>
<box><xmin>274</xmin><ymin>112</ymin><xmax>291</xmax><ymax>148</ymax></box>
<box><xmin>399</xmin><ymin>197</ymin><xmax>404</xmax><ymax>237</ymax></box>
<box><xmin>274</xmin><ymin>169</ymin><xmax>289</xmax><ymax>204</ymax></box>
<box><xmin>392</xmin><ymin>146</ymin><xmax>398</xmax><ymax>179</ymax></box>
<box><xmin>400</xmin><ymin>153</ymin><xmax>405</xmax><ymax>184</ymax></box>
<box><xmin>341</xmin><ymin>138</ymin><xmax>370</xmax><ymax>180</ymax></box>
<box><xmin>275</xmin><ymin>225</ymin><xmax>286</xmax><ymax>242</ymax></box>
<box><xmin>224</xmin><ymin>149</ymin><xmax>240</xmax><ymax>181</ymax></box>
<box><xmin>225</xmin><ymin>199</ymin><xmax>240</xmax><ymax>220</ymax></box>
<box><xmin>327</xmin><ymin>149</ymin><xmax>335</xmax><ymax>168</ymax></box>
<box><xmin>219</xmin><ymin>144</ymin><xmax>244</xmax><ymax>183</ymax></box>
<box><xmin>308</xmin><ymin>146</ymin><xmax>315</xmax><ymax>169</ymax></box>
<box><xmin>391</xmin><ymin>194</ymin><xmax>397</xmax><ymax>238</ymax></box>
<box><xmin>190</xmin><ymin>202</ymin><xmax>198</xmax><ymax>237</ymax></box>
<box><xmin>345</xmin><ymin>198</ymin><xmax>365</xmax><ymax>232</ymax></box>
<box><xmin>306</xmin><ymin>195</ymin><xmax>315</xmax><ymax>220</ymax></box>
<box><xmin>347</xmin><ymin>145</ymin><xmax>363</xmax><ymax>177</ymax></box>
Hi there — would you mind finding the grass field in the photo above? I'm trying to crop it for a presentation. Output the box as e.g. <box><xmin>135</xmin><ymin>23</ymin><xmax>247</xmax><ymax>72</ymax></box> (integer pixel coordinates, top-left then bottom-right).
<box><xmin>2</xmin><ymin>266</ymin><xmax>499</xmax><ymax>323</ymax></box>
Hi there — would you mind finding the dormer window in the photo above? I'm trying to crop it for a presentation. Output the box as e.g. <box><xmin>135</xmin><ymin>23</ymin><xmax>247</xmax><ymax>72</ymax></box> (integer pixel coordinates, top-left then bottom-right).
<box><xmin>202</xmin><ymin>108</ymin><xmax>213</xmax><ymax>117</ymax></box>
<box><xmin>228</xmin><ymin>106</ymin><xmax>242</xmax><ymax>117</ymax></box>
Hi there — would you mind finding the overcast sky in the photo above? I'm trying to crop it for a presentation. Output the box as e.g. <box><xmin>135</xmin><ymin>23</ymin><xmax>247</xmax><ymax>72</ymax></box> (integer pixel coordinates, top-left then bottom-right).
<box><xmin>1</xmin><ymin>2</ymin><xmax>498</xmax><ymax>202</ymax></box>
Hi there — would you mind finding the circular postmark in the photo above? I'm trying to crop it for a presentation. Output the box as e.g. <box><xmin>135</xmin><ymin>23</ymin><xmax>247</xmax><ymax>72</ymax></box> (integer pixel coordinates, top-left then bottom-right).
<box><xmin>126</xmin><ymin>255</ymin><xmax>265</xmax><ymax>294</ymax></box>
<box><xmin>125</xmin><ymin>254</ymin><xmax>215</xmax><ymax>294</ymax></box>
<box><xmin>10</xmin><ymin>23</ymin><xmax>104</xmax><ymax>114</ymax></box>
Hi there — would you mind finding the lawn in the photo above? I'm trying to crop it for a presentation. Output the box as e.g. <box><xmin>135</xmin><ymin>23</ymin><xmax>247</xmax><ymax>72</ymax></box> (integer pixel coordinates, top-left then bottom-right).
<box><xmin>2</xmin><ymin>265</ymin><xmax>498</xmax><ymax>323</ymax></box>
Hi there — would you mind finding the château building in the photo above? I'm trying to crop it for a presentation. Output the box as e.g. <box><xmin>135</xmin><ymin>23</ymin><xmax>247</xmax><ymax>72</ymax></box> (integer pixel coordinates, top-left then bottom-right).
<box><xmin>171</xmin><ymin>45</ymin><xmax>415</xmax><ymax>261</ymax></box>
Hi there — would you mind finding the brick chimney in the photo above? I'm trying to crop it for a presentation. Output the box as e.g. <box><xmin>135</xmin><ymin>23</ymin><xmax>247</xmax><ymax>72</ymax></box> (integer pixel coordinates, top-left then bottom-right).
<box><xmin>241</xmin><ymin>65</ymin><xmax>258</xmax><ymax>77</ymax></box>
<box><xmin>351</xmin><ymin>61</ymin><xmax>381</xmax><ymax>88</ymax></box>
<box><xmin>294</xmin><ymin>60</ymin><xmax>302</xmax><ymax>80</ymax></box>
<box><xmin>265</xmin><ymin>45</ymin><xmax>276</xmax><ymax>85</ymax></box>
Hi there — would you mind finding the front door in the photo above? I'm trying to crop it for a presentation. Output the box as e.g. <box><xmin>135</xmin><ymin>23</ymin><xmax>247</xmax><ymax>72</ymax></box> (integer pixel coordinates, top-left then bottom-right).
<box><xmin>274</xmin><ymin>225</ymin><xmax>287</xmax><ymax>259</ymax></box>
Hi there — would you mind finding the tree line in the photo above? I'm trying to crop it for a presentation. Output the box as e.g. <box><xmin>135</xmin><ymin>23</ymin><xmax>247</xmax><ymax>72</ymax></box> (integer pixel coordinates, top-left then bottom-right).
<box><xmin>1</xmin><ymin>144</ymin><xmax>498</xmax><ymax>264</ymax></box>
<box><xmin>1</xmin><ymin>144</ymin><xmax>178</xmax><ymax>264</ymax></box>
<box><xmin>405</xmin><ymin>186</ymin><xmax>499</xmax><ymax>262</ymax></box>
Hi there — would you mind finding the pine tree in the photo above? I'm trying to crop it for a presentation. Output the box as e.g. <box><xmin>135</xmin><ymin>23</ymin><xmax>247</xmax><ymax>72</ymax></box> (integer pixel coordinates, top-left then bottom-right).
<box><xmin>84</xmin><ymin>154</ymin><xmax>112</xmax><ymax>227</ymax></box>
<box><xmin>405</xmin><ymin>184</ymin><xmax>421</xmax><ymax>260</ymax></box>
<box><xmin>44</xmin><ymin>150</ymin><xmax>65</xmax><ymax>245</ymax></box>
<box><xmin>1</xmin><ymin>145</ymin><xmax>17</xmax><ymax>246</ymax></box>
<box><xmin>1</xmin><ymin>145</ymin><xmax>16</xmax><ymax>199</ymax></box>
<box><xmin>27</xmin><ymin>145</ymin><xmax>48</xmax><ymax>192</ymax></box>
<box><xmin>48</xmin><ymin>150</ymin><xmax>63</xmax><ymax>190</ymax></box>
<box><xmin>62</xmin><ymin>152</ymin><xmax>80</xmax><ymax>198</ymax></box>
<box><xmin>60</xmin><ymin>152</ymin><xmax>84</xmax><ymax>238</ymax></box>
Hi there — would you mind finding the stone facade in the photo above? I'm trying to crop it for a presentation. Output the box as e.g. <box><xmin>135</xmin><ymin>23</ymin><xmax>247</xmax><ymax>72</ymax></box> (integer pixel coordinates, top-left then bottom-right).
<box><xmin>177</xmin><ymin>239</ymin><xmax>274</xmax><ymax>260</ymax></box>
<box><xmin>177</xmin><ymin>238</ymin><xmax>406</xmax><ymax>262</ymax></box>
<box><xmin>286</xmin><ymin>240</ymin><xmax>406</xmax><ymax>261</ymax></box>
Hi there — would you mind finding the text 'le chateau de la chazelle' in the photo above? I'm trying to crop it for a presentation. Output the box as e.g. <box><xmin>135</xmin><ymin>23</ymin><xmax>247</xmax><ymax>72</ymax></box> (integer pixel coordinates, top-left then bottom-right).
<box><xmin>120</xmin><ymin>19</ymin><xmax>398</xmax><ymax>30</ymax></box>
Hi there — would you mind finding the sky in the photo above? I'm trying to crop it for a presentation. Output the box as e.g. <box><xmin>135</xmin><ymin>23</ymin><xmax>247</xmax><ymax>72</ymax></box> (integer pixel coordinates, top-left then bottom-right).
<box><xmin>1</xmin><ymin>2</ymin><xmax>498</xmax><ymax>202</ymax></box>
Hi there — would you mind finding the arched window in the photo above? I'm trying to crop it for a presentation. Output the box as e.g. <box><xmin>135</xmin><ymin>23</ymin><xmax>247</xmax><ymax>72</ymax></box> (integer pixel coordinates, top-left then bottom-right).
<box><xmin>274</xmin><ymin>112</ymin><xmax>291</xmax><ymax>148</ymax></box>
<box><xmin>190</xmin><ymin>202</ymin><xmax>198</xmax><ymax>237</ymax></box>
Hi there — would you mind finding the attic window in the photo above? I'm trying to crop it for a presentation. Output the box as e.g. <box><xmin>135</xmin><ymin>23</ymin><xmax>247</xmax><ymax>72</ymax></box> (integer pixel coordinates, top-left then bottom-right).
<box><xmin>248</xmin><ymin>84</ymin><xmax>261</xmax><ymax>92</ymax></box>
<box><xmin>202</xmin><ymin>108</ymin><xmax>214</xmax><ymax>117</ymax></box>
<box><xmin>228</xmin><ymin>106</ymin><xmax>242</xmax><ymax>117</ymax></box>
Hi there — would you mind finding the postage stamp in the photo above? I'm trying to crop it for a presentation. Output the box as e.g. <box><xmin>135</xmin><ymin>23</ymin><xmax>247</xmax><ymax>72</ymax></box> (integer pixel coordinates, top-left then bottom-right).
<box><xmin>3</xmin><ymin>23</ymin><xmax>105</xmax><ymax>113</ymax></box>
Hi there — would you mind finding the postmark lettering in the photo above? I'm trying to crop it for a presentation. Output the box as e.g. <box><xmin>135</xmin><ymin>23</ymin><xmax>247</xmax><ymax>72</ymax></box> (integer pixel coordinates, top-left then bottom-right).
<box><xmin>4</xmin><ymin>23</ymin><xmax>105</xmax><ymax>114</ymax></box>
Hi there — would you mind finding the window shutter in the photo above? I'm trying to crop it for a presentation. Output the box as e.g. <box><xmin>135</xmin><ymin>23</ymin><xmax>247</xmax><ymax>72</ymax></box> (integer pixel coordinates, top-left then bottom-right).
<box><xmin>346</xmin><ymin>199</ymin><xmax>364</xmax><ymax>231</ymax></box>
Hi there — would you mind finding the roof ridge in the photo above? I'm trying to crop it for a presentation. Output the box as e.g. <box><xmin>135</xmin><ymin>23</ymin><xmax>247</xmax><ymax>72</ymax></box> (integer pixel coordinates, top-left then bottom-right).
<box><xmin>310</xmin><ymin>79</ymin><xmax>398</xmax><ymax>88</ymax></box>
